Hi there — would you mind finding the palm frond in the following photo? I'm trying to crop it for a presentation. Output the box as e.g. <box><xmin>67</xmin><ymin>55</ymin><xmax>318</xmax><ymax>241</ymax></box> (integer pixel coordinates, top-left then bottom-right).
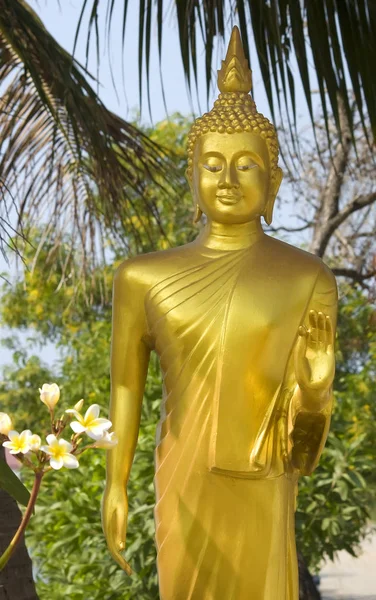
<box><xmin>81</xmin><ymin>0</ymin><xmax>376</xmax><ymax>149</ymax></box>
<box><xmin>0</xmin><ymin>0</ymin><xmax>178</xmax><ymax>272</ymax></box>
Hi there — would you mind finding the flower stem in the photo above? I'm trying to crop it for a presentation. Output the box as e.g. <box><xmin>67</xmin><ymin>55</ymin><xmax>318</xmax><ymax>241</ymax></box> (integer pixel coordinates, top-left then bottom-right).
<box><xmin>0</xmin><ymin>471</ymin><xmax>43</xmax><ymax>570</ymax></box>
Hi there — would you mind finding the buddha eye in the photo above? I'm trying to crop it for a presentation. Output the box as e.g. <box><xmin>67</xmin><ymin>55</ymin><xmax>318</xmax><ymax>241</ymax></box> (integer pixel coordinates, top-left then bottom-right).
<box><xmin>236</xmin><ymin>157</ymin><xmax>257</xmax><ymax>171</ymax></box>
<box><xmin>203</xmin><ymin>164</ymin><xmax>222</xmax><ymax>173</ymax></box>
<box><xmin>237</xmin><ymin>163</ymin><xmax>257</xmax><ymax>171</ymax></box>
<box><xmin>237</xmin><ymin>164</ymin><xmax>257</xmax><ymax>171</ymax></box>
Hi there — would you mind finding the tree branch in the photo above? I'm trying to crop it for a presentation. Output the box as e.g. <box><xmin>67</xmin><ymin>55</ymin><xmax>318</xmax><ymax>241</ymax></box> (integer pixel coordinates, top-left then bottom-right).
<box><xmin>330</xmin><ymin>192</ymin><xmax>376</xmax><ymax>230</ymax></box>
<box><xmin>332</xmin><ymin>267</ymin><xmax>376</xmax><ymax>288</ymax></box>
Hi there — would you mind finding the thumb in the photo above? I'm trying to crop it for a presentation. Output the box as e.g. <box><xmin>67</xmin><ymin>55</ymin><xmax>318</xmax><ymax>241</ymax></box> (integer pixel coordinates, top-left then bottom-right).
<box><xmin>295</xmin><ymin>326</ymin><xmax>307</xmax><ymax>363</ymax></box>
<box><xmin>296</xmin><ymin>326</ymin><xmax>308</xmax><ymax>357</ymax></box>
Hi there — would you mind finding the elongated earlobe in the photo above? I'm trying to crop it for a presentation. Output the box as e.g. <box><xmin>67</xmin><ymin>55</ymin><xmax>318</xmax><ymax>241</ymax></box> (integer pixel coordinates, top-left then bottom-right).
<box><xmin>264</xmin><ymin>167</ymin><xmax>283</xmax><ymax>225</ymax></box>
<box><xmin>193</xmin><ymin>204</ymin><xmax>203</xmax><ymax>224</ymax></box>
<box><xmin>264</xmin><ymin>197</ymin><xmax>275</xmax><ymax>226</ymax></box>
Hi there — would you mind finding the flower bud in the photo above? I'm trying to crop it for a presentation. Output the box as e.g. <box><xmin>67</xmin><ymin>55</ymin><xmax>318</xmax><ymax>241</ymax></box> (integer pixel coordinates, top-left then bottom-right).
<box><xmin>0</xmin><ymin>413</ymin><xmax>12</xmax><ymax>436</ymax></box>
<box><xmin>39</xmin><ymin>383</ymin><xmax>60</xmax><ymax>410</ymax></box>
<box><xmin>74</xmin><ymin>399</ymin><xmax>84</xmax><ymax>412</ymax></box>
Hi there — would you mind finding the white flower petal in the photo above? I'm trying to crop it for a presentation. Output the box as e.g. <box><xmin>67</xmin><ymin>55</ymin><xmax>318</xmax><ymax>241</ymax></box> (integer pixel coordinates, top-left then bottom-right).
<box><xmin>29</xmin><ymin>435</ymin><xmax>41</xmax><ymax>450</ymax></box>
<box><xmin>70</xmin><ymin>421</ymin><xmax>86</xmax><ymax>434</ymax></box>
<box><xmin>0</xmin><ymin>413</ymin><xmax>12</xmax><ymax>435</ymax></box>
<box><xmin>62</xmin><ymin>454</ymin><xmax>79</xmax><ymax>469</ymax></box>
<box><xmin>46</xmin><ymin>434</ymin><xmax>58</xmax><ymax>445</ymax></box>
<box><xmin>2</xmin><ymin>441</ymin><xmax>13</xmax><ymax>449</ymax></box>
<box><xmin>92</xmin><ymin>418</ymin><xmax>112</xmax><ymax>429</ymax></box>
<box><xmin>85</xmin><ymin>423</ymin><xmax>111</xmax><ymax>440</ymax></box>
<box><xmin>95</xmin><ymin>432</ymin><xmax>118</xmax><ymax>449</ymax></box>
<box><xmin>65</xmin><ymin>409</ymin><xmax>80</xmax><ymax>418</ymax></box>
<box><xmin>8</xmin><ymin>431</ymin><xmax>19</xmax><ymax>442</ymax></box>
<box><xmin>85</xmin><ymin>430</ymin><xmax>104</xmax><ymax>441</ymax></box>
<box><xmin>84</xmin><ymin>404</ymin><xmax>100</xmax><ymax>422</ymax></box>
<box><xmin>58</xmin><ymin>439</ymin><xmax>73</xmax><ymax>453</ymax></box>
<box><xmin>50</xmin><ymin>457</ymin><xmax>63</xmax><ymax>470</ymax></box>
<box><xmin>39</xmin><ymin>383</ymin><xmax>60</xmax><ymax>409</ymax></box>
<box><xmin>40</xmin><ymin>445</ymin><xmax>51</xmax><ymax>455</ymax></box>
<box><xmin>19</xmin><ymin>430</ymin><xmax>32</xmax><ymax>441</ymax></box>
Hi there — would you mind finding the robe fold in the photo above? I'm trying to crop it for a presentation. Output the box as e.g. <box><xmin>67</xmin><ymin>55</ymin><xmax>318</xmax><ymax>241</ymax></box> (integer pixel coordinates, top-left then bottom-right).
<box><xmin>142</xmin><ymin>239</ymin><xmax>337</xmax><ymax>600</ymax></box>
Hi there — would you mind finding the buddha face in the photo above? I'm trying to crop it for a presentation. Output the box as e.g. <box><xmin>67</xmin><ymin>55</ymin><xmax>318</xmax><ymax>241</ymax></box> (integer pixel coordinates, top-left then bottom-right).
<box><xmin>190</xmin><ymin>132</ymin><xmax>282</xmax><ymax>225</ymax></box>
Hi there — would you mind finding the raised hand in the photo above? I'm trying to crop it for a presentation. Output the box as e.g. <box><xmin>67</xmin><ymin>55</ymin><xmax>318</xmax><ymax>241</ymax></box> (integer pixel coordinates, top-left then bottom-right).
<box><xmin>294</xmin><ymin>309</ymin><xmax>335</xmax><ymax>405</ymax></box>
<box><xmin>102</xmin><ymin>485</ymin><xmax>132</xmax><ymax>575</ymax></box>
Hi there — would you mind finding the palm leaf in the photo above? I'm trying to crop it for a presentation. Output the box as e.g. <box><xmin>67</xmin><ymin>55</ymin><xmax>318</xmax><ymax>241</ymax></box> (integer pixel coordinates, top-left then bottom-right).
<box><xmin>0</xmin><ymin>0</ymin><xmax>178</xmax><ymax>269</ymax></box>
<box><xmin>81</xmin><ymin>0</ymin><xmax>376</xmax><ymax>149</ymax></box>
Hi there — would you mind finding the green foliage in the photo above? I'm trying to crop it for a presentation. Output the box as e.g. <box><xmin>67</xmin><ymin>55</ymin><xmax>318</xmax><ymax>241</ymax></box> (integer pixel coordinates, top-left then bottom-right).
<box><xmin>0</xmin><ymin>116</ymin><xmax>375</xmax><ymax>596</ymax></box>
<box><xmin>19</xmin><ymin>357</ymin><xmax>161</xmax><ymax>600</ymax></box>
<box><xmin>296</xmin><ymin>285</ymin><xmax>376</xmax><ymax>570</ymax></box>
<box><xmin>0</xmin><ymin>349</ymin><xmax>54</xmax><ymax>431</ymax></box>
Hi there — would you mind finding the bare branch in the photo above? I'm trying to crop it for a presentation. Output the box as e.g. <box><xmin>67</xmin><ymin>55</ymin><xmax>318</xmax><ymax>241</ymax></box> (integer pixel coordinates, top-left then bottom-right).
<box><xmin>331</xmin><ymin>193</ymin><xmax>376</xmax><ymax>230</ymax></box>
<box><xmin>267</xmin><ymin>223</ymin><xmax>312</xmax><ymax>234</ymax></box>
<box><xmin>332</xmin><ymin>267</ymin><xmax>376</xmax><ymax>289</ymax></box>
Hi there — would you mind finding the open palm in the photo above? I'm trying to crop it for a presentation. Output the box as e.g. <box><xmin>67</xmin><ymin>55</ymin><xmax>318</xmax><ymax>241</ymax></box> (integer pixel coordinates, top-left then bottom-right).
<box><xmin>295</xmin><ymin>310</ymin><xmax>335</xmax><ymax>395</ymax></box>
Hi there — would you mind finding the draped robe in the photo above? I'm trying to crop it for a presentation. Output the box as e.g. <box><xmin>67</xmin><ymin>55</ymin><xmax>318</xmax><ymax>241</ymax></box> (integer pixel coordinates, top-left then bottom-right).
<box><xmin>134</xmin><ymin>235</ymin><xmax>337</xmax><ymax>600</ymax></box>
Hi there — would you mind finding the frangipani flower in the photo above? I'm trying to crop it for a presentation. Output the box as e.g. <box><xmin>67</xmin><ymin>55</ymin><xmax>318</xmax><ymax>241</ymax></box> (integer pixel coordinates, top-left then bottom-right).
<box><xmin>41</xmin><ymin>435</ymin><xmax>79</xmax><ymax>470</ymax></box>
<box><xmin>94</xmin><ymin>431</ymin><xmax>118</xmax><ymax>449</ymax></box>
<box><xmin>39</xmin><ymin>383</ymin><xmax>60</xmax><ymax>410</ymax></box>
<box><xmin>29</xmin><ymin>434</ymin><xmax>41</xmax><ymax>451</ymax></box>
<box><xmin>66</xmin><ymin>404</ymin><xmax>112</xmax><ymax>440</ymax></box>
<box><xmin>0</xmin><ymin>413</ymin><xmax>12</xmax><ymax>436</ymax></box>
<box><xmin>3</xmin><ymin>430</ymin><xmax>31</xmax><ymax>454</ymax></box>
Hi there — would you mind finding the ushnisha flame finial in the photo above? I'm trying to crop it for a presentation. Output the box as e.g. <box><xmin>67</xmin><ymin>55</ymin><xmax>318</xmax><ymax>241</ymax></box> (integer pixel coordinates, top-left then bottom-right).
<box><xmin>217</xmin><ymin>26</ymin><xmax>252</xmax><ymax>94</ymax></box>
<box><xmin>186</xmin><ymin>25</ymin><xmax>280</xmax><ymax>182</ymax></box>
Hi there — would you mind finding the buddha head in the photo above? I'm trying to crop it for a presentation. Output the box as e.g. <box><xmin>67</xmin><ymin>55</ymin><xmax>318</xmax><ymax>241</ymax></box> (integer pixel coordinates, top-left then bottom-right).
<box><xmin>186</xmin><ymin>27</ymin><xmax>283</xmax><ymax>226</ymax></box>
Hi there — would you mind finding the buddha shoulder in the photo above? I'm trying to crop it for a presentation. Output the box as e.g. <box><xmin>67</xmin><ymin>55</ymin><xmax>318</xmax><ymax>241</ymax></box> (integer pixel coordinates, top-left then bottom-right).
<box><xmin>261</xmin><ymin>235</ymin><xmax>336</xmax><ymax>284</ymax></box>
<box><xmin>113</xmin><ymin>245</ymin><xmax>191</xmax><ymax>297</ymax></box>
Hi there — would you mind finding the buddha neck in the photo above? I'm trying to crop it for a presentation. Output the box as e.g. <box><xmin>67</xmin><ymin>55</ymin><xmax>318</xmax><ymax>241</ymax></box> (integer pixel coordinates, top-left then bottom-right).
<box><xmin>195</xmin><ymin>219</ymin><xmax>265</xmax><ymax>251</ymax></box>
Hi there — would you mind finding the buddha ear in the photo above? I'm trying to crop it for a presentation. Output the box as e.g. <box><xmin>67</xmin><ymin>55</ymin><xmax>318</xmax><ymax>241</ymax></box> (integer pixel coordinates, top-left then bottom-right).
<box><xmin>186</xmin><ymin>169</ymin><xmax>203</xmax><ymax>224</ymax></box>
<box><xmin>264</xmin><ymin>167</ymin><xmax>283</xmax><ymax>226</ymax></box>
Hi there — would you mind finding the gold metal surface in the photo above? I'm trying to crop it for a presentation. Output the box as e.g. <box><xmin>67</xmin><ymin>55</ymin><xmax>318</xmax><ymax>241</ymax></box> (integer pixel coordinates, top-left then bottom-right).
<box><xmin>102</xmin><ymin>26</ymin><xmax>337</xmax><ymax>599</ymax></box>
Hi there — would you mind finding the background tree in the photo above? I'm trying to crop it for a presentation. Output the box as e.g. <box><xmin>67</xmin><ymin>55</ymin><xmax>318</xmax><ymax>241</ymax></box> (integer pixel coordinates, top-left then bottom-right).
<box><xmin>0</xmin><ymin>0</ymin><xmax>178</xmax><ymax>264</ymax></box>
<box><xmin>1</xmin><ymin>115</ymin><xmax>375</xmax><ymax>599</ymax></box>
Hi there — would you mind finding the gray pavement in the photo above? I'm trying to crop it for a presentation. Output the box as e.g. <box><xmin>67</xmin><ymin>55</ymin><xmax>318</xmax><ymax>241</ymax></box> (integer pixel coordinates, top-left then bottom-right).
<box><xmin>319</xmin><ymin>533</ymin><xmax>376</xmax><ymax>600</ymax></box>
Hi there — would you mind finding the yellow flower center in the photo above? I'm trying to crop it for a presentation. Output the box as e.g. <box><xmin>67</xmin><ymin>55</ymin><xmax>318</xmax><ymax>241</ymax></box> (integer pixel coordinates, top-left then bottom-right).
<box><xmin>51</xmin><ymin>446</ymin><xmax>65</xmax><ymax>459</ymax></box>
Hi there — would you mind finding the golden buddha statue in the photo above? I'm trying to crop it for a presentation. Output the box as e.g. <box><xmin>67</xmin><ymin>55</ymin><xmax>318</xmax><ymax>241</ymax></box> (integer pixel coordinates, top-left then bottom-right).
<box><xmin>102</xmin><ymin>27</ymin><xmax>337</xmax><ymax>600</ymax></box>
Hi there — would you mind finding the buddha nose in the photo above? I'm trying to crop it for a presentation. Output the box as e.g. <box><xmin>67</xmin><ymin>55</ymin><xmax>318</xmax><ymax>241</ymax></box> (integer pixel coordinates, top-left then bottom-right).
<box><xmin>218</xmin><ymin>163</ymin><xmax>239</xmax><ymax>189</ymax></box>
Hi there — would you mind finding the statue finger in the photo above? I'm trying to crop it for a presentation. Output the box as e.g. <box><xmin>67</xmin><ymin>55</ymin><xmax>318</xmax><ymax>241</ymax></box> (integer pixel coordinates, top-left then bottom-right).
<box><xmin>117</xmin><ymin>554</ymin><xmax>133</xmax><ymax>576</ymax></box>
<box><xmin>309</xmin><ymin>310</ymin><xmax>318</xmax><ymax>346</ymax></box>
<box><xmin>295</xmin><ymin>328</ymin><xmax>308</xmax><ymax>360</ymax></box>
<box><xmin>317</xmin><ymin>311</ymin><xmax>326</xmax><ymax>346</ymax></box>
<box><xmin>325</xmin><ymin>315</ymin><xmax>334</xmax><ymax>350</ymax></box>
<box><xmin>111</xmin><ymin>545</ymin><xmax>132</xmax><ymax>575</ymax></box>
<box><xmin>106</xmin><ymin>532</ymin><xmax>132</xmax><ymax>575</ymax></box>
<box><xmin>295</xmin><ymin>334</ymin><xmax>310</xmax><ymax>386</ymax></box>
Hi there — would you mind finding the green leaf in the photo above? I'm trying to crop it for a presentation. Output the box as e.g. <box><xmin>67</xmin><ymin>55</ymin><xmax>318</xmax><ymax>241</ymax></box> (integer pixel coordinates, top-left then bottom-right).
<box><xmin>0</xmin><ymin>458</ymin><xmax>30</xmax><ymax>506</ymax></box>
